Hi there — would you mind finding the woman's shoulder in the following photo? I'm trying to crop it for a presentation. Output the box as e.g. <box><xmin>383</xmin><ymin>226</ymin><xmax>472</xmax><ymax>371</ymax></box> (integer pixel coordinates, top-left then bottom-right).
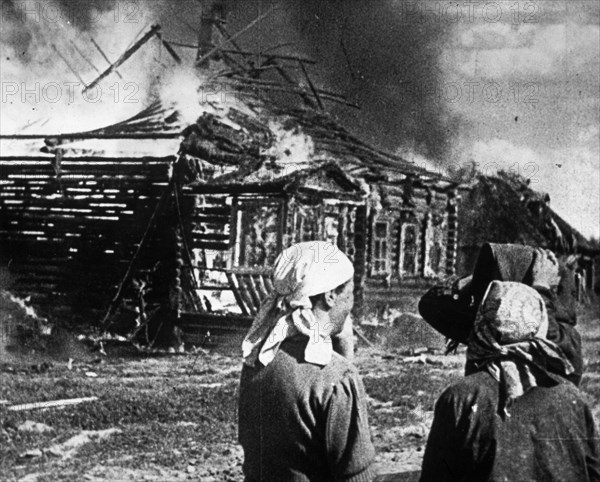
<box><xmin>437</xmin><ymin>371</ymin><xmax>499</xmax><ymax>409</ymax></box>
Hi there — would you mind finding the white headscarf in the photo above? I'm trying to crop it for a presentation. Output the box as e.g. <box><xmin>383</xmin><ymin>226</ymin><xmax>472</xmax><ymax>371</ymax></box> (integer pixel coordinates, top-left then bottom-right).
<box><xmin>242</xmin><ymin>241</ymin><xmax>354</xmax><ymax>367</ymax></box>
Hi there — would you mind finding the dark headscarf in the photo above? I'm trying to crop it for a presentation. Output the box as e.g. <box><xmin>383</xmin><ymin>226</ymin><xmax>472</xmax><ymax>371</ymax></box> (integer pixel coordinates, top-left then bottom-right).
<box><xmin>419</xmin><ymin>243</ymin><xmax>576</xmax><ymax>343</ymax></box>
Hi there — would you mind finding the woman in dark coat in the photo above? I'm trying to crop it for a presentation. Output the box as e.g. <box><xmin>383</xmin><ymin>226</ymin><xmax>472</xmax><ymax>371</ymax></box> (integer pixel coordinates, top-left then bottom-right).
<box><xmin>420</xmin><ymin>281</ymin><xmax>599</xmax><ymax>482</ymax></box>
<box><xmin>418</xmin><ymin>243</ymin><xmax>583</xmax><ymax>384</ymax></box>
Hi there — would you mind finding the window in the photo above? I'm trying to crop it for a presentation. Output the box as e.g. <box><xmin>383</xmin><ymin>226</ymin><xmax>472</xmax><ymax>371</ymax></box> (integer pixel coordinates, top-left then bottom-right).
<box><xmin>323</xmin><ymin>214</ymin><xmax>339</xmax><ymax>246</ymax></box>
<box><xmin>371</xmin><ymin>220</ymin><xmax>391</xmax><ymax>275</ymax></box>
<box><xmin>235</xmin><ymin>201</ymin><xmax>282</xmax><ymax>268</ymax></box>
<box><xmin>400</xmin><ymin>223</ymin><xmax>418</xmax><ymax>276</ymax></box>
<box><xmin>424</xmin><ymin>213</ymin><xmax>447</xmax><ymax>278</ymax></box>
<box><xmin>293</xmin><ymin>204</ymin><xmax>320</xmax><ymax>243</ymax></box>
<box><xmin>428</xmin><ymin>242</ymin><xmax>443</xmax><ymax>274</ymax></box>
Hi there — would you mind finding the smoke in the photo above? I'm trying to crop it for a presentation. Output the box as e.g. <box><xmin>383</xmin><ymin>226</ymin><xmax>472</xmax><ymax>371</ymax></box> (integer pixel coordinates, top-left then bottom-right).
<box><xmin>223</xmin><ymin>0</ymin><xmax>461</xmax><ymax>161</ymax></box>
<box><xmin>1</xmin><ymin>0</ymin><xmax>460</xmax><ymax>161</ymax></box>
<box><xmin>0</xmin><ymin>0</ymin><xmax>173</xmax><ymax>133</ymax></box>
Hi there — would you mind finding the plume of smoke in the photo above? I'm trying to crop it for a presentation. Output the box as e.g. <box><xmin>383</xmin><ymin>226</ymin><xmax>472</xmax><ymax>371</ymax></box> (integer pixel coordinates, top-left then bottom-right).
<box><xmin>224</xmin><ymin>0</ymin><xmax>461</xmax><ymax>161</ymax></box>
<box><xmin>0</xmin><ymin>0</ymin><xmax>171</xmax><ymax>134</ymax></box>
<box><xmin>2</xmin><ymin>0</ymin><xmax>461</xmax><ymax>163</ymax></box>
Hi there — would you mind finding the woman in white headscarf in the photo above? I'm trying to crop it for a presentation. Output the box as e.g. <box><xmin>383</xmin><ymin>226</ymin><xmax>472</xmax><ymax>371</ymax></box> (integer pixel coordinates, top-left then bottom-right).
<box><xmin>242</xmin><ymin>240</ymin><xmax>356</xmax><ymax>367</ymax></box>
<box><xmin>420</xmin><ymin>281</ymin><xmax>599</xmax><ymax>482</ymax></box>
<box><xmin>238</xmin><ymin>241</ymin><xmax>375</xmax><ymax>482</ymax></box>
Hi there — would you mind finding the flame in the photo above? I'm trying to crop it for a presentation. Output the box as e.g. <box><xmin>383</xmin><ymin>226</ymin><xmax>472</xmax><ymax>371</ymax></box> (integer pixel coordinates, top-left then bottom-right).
<box><xmin>264</xmin><ymin>121</ymin><xmax>315</xmax><ymax>164</ymax></box>
<box><xmin>159</xmin><ymin>67</ymin><xmax>213</xmax><ymax>126</ymax></box>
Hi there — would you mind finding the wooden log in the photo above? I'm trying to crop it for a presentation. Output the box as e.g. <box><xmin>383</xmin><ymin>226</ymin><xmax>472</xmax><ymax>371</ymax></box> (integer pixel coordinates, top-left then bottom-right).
<box><xmin>90</xmin><ymin>37</ymin><xmax>124</xmax><ymax>80</ymax></box>
<box><xmin>253</xmin><ymin>274</ymin><xmax>270</xmax><ymax>301</ymax></box>
<box><xmin>190</xmin><ymin>205</ymin><xmax>230</xmax><ymax>216</ymax></box>
<box><xmin>189</xmin><ymin>214</ymin><xmax>231</xmax><ymax>224</ymax></box>
<box><xmin>190</xmin><ymin>232</ymin><xmax>230</xmax><ymax>242</ymax></box>
<box><xmin>262</xmin><ymin>274</ymin><xmax>274</xmax><ymax>293</ymax></box>
<box><xmin>85</xmin><ymin>25</ymin><xmax>161</xmax><ymax>92</ymax></box>
<box><xmin>243</xmin><ymin>274</ymin><xmax>262</xmax><ymax>311</ymax></box>
<box><xmin>190</xmin><ymin>241</ymin><xmax>229</xmax><ymax>250</ymax></box>
<box><xmin>195</xmin><ymin>7</ymin><xmax>276</xmax><ymax>66</ymax></box>
<box><xmin>225</xmin><ymin>271</ymin><xmax>250</xmax><ymax>317</ymax></box>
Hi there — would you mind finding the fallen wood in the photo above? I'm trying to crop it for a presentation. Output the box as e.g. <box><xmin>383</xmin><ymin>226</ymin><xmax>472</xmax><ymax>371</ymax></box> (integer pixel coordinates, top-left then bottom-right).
<box><xmin>8</xmin><ymin>397</ymin><xmax>98</xmax><ymax>412</ymax></box>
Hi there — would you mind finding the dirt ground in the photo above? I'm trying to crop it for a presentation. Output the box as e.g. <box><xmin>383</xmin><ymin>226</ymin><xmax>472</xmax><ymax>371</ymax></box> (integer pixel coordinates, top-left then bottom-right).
<box><xmin>1</xmin><ymin>303</ymin><xmax>599</xmax><ymax>482</ymax></box>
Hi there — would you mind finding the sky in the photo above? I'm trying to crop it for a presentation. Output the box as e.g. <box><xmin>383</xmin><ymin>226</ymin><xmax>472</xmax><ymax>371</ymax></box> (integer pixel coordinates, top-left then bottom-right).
<box><xmin>1</xmin><ymin>0</ymin><xmax>598</xmax><ymax>238</ymax></box>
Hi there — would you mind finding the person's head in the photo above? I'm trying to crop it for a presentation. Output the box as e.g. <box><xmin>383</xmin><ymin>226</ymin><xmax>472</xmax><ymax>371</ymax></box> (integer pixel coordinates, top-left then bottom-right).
<box><xmin>470</xmin><ymin>280</ymin><xmax>548</xmax><ymax>349</ymax></box>
<box><xmin>272</xmin><ymin>241</ymin><xmax>355</xmax><ymax>336</ymax></box>
<box><xmin>309</xmin><ymin>278</ymin><xmax>355</xmax><ymax>336</ymax></box>
<box><xmin>467</xmin><ymin>280</ymin><xmax>574</xmax><ymax>417</ymax></box>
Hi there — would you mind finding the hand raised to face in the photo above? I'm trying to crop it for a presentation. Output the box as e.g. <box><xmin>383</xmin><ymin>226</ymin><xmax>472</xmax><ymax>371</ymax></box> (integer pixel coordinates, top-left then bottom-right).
<box><xmin>531</xmin><ymin>248</ymin><xmax>560</xmax><ymax>290</ymax></box>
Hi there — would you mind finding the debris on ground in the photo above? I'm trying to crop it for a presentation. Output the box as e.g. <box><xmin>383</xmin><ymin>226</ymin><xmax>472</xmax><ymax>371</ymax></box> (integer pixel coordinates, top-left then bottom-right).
<box><xmin>17</xmin><ymin>421</ymin><xmax>54</xmax><ymax>434</ymax></box>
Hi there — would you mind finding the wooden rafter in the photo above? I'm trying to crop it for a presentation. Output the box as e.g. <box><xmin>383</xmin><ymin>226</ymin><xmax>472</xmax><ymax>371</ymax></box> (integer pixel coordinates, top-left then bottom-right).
<box><xmin>84</xmin><ymin>25</ymin><xmax>162</xmax><ymax>92</ymax></box>
<box><xmin>194</xmin><ymin>6</ymin><xmax>276</xmax><ymax>67</ymax></box>
<box><xmin>90</xmin><ymin>38</ymin><xmax>124</xmax><ymax>80</ymax></box>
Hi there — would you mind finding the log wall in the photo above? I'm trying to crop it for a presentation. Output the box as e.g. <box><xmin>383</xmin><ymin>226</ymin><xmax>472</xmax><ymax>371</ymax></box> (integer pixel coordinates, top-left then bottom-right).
<box><xmin>0</xmin><ymin>154</ymin><xmax>176</xmax><ymax>320</ymax></box>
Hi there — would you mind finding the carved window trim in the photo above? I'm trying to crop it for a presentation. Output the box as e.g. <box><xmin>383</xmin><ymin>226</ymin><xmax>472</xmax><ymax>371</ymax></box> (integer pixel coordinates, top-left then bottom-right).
<box><xmin>370</xmin><ymin>218</ymin><xmax>392</xmax><ymax>277</ymax></box>
<box><xmin>399</xmin><ymin>222</ymin><xmax>419</xmax><ymax>278</ymax></box>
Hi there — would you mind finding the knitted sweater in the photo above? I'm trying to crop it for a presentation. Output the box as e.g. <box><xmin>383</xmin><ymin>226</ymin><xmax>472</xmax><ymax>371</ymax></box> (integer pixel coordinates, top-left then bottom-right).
<box><xmin>238</xmin><ymin>336</ymin><xmax>376</xmax><ymax>482</ymax></box>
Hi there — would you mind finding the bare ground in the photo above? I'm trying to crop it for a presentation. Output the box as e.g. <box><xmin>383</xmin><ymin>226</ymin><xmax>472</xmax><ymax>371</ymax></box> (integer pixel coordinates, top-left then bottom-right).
<box><xmin>1</xmin><ymin>304</ymin><xmax>598</xmax><ymax>482</ymax></box>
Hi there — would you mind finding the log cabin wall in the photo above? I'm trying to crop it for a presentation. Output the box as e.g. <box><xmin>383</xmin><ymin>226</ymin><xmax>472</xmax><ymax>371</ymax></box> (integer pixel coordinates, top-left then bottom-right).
<box><xmin>1</xmin><ymin>96</ymin><xmax>459</xmax><ymax>333</ymax></box>
<box><xmin>177</xmin><ymin>171</ymin><xmax>366</xmax><ymax>332</ymax></box>
<box><xmin>0</xmin><ymin>152</ymin><xmax>178</xmax><ymax>322</ymax></box>
<box><xmin>361</xmin><ymin>180</ymin><xmax>457</xmax><ymax>320</ymax></box>
<box><xmin>0</xmin><ymin>103</ymin><xmax>184</xmax><ymax>325</ymax></box>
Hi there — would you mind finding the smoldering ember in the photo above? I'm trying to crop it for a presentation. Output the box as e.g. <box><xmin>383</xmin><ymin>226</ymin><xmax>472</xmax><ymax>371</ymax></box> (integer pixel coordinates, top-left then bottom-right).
<box><xmin>1</xmin><ymin>1</ymin><xmax>599</xmax><ymax>481</ymax></box>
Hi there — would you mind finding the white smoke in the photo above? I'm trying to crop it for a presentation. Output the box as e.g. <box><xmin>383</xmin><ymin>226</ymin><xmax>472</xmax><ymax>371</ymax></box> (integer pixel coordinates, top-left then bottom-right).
<box><xmin>0</xmin><ymin>0</ymin><xmax>174</xmax><ymax>134</ymax></box>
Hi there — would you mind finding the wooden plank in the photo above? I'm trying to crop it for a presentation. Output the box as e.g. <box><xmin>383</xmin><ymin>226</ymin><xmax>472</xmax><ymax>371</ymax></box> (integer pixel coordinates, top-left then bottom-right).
<box><xmin>1</xmin><ymin>158</ymin><xmax>173</xmax><ymax>167</ymax></box>
<box><xmin>225</xmin><ymin>271</ymin><xmax>250</xmax><ymax>317</ymax></box>
<box><xmin>189</xmin><ymin>205</ymin><xmax>230</xmax><ymax>216</ymax></box>
<box><xmin>8</xmin><ymin>397</ymin><xmax>99</xmax><ymax>412</ymax></box>
<box><xmin>186</xmin><ymin>241</ymin><xmax>229</xmax><ymax>250</ymax></box>
<box><xmin>195</xmin><ymin>7</ymin><xmax>276</xmax><ymax>66</ymax></box>
<box><xmin>264</xmin><ymin>276</ymin><xmax>274</xmax><ymax>293</ymax></box>
<box><xmin>189</xmin><ymin>214</ymin><xmax>231</xmax><ymax>224</ymax></box>
<box><xmin>253</xmin><ymin>274</ymin><xmax>271</xmax><ymax>301</ymax></box>
<box><xmin>243</xmin><ymin>274</ymin><xmax>262</xmax><ymax>312</ymax></box>
<box><xmin>1</xmin><ymin>209</ymin><xmax>140</xmax><ymax>222</ymax></box>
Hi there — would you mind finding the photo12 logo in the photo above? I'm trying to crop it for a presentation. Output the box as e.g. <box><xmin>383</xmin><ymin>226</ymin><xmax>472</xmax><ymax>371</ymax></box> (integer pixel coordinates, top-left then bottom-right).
<box><xmin>1</xmin><ymin>1</ymin><xmax>142</xmax><ymax>24</ymax></box>
<box><xmin>398</xmin><ymin>1</ymin><xmax>541</xmax><ymax>24</ymax></box>
<box><xmin>427</xmin><ymin>81</ymin><xmax>540</xmax><ymax>105</ymax></box>
<box><xmin>1</xmin><ymin>81</ymin><xmax>140</xmax><ymax>104</ymax></box>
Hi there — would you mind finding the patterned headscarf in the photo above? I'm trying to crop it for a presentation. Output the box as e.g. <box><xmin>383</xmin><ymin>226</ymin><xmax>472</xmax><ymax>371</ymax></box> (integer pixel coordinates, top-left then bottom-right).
<box><xmin>466</xmin><ymin>281</ymin><xmax>574</xmax><ymax>417</ymax></box>
<box><xmin>242</xmin><ymin>241</ymin><xmax>354</xmax><ymax>368</ymax></box>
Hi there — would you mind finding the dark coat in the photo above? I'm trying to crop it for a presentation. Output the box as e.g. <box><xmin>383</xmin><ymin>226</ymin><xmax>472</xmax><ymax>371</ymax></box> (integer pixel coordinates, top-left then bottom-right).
<box><xmin>419</xmin><ymin>243</ymin><xmax>583</xmax><ymax>384</ymax></box>
<box><xmin>420</xmin><ymin>371</ymin><xmax>600</xmax><ymax>482</ymax></box>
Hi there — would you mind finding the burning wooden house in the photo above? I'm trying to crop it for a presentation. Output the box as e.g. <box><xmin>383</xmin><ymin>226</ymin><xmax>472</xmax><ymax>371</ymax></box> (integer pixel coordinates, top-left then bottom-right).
<box><xmin>0</xmin><ymin>11</ymin><xmax>460</xmax><ymax>340</ymax></box>
<box><xmin>0</xmin><ymin>94</ymin><xmax>459</xmax><ymax>338</ymax></box>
